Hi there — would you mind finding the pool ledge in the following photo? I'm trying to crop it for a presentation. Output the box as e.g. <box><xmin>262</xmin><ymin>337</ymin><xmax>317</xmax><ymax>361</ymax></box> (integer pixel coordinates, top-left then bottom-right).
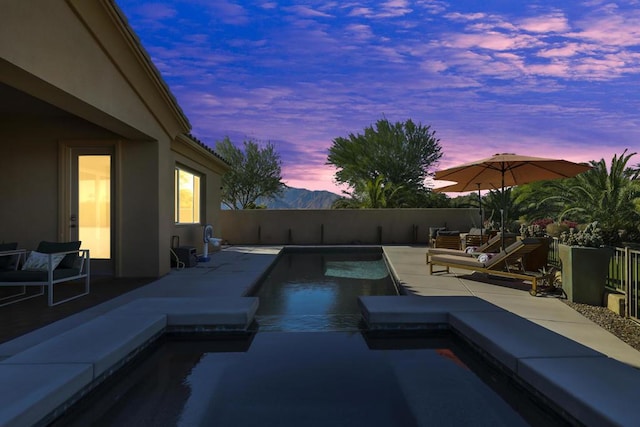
<box><xmin>0</xmin><ymin>296</ymin><xmax>258</xmax><ymax>427</ymax></box>
<box><xmin>359</xmin><ymin>295</ymin><xmax>638</xmax><ymax>427</ymax></box>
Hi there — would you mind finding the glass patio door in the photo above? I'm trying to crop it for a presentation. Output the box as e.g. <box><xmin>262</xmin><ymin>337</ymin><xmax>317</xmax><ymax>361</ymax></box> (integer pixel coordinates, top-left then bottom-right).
<box><xmin>70</xmin><ymin>148</ymin><xmax>114</xmax><ymax>274</ymax></box>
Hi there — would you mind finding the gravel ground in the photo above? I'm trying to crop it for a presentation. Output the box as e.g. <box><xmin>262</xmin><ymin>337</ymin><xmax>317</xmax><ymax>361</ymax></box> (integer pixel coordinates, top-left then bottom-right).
<box><xmin>562</xmin><ymin>300</ymin><xmax>640</xmax><ymax>351</ymax></box>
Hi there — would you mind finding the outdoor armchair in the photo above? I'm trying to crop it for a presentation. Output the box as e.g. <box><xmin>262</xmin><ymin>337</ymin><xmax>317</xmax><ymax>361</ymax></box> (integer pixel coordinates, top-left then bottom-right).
<box><xmin>0</xmin><ymin>241</ymin><xmax>90</xmax><ymax>306</ymax></box>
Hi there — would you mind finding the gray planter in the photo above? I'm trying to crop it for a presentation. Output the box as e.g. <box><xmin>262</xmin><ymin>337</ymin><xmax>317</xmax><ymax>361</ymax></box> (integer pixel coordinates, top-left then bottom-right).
<box><xmin>558</xmin><ymin>244</ymin><xmax>613</xmax><ymax>305</ymax></box>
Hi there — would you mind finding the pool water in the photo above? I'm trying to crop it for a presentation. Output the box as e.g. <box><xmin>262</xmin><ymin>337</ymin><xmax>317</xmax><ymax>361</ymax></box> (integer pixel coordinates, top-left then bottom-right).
<box><xmin>52</xmin><ymin>248</ymin><xmax>568</xmax><ymax>426</ymax></box>
<box><xmin>251</xmin><ymin>249</ymin><xmax>399</xmax><ymax>331</ymax></box>
<box><xmin>56</xmin><ymin>332</ymin><xmax>552</xmax><ymax>426</ymax></box>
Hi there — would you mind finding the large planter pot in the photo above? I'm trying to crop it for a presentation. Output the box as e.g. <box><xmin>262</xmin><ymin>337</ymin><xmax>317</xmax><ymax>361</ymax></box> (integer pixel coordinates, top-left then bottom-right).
<box><xmin>558</xmin><ymin>244</ymin><xmax>613</xmax><ymax>305</ymax></box>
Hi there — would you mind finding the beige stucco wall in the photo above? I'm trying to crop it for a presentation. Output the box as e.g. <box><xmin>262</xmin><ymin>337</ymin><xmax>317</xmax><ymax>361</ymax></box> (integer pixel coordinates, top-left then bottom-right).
<box><xmin>0</xmin><ymin>0</ymin><xmax>186</xmax><ymax>142</ymax></box>
<box><xmin>220</xmin><ymin>209</ymin><xmax>480</xmax><ymax>245</ymax></box>
<box><xmin>170</xmin><ymin>137</ymin><xmax>229</xmax><ymax>253</ymax></box>
<box><xmin>0</xmin><ymin>117</ymin><xmax>118</xmax><ymax>246</ymax></box>
<box><xmin>0</xmin><ymin>1</ymin><xmax>231</xmax><ymax>278</ymax></box>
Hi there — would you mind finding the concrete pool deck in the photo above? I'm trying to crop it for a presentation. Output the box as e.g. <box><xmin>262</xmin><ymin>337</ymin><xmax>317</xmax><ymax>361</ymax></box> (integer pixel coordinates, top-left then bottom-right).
<box><xmin>0</xmin><ymin>245</ymin><xmax>638</xmax><ymax>425</ymax></box>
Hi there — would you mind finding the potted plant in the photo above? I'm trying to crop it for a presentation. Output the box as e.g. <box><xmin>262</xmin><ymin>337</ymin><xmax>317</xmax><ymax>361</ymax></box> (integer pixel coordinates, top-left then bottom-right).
<box><xmin>558</xmin><ymin>222</ymin><xmax>613</xmax><ymax>305</ymax></box>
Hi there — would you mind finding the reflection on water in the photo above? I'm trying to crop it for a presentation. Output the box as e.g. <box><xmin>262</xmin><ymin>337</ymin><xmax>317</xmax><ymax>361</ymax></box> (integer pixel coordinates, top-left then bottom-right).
<box><xmin>252</xmin><ymin>250</ymin><xmax>398</xmax><ymax>331</ymax></box>
<box><xmin>57</xmin><ymin>333</ymin><xmax>535</xmax><ymax>427</ymax></box>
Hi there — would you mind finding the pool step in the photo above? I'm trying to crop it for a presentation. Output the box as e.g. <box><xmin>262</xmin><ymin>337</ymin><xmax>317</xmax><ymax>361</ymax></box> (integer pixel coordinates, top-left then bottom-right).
<box><xmin>255</xmin><ymin>314</ymin><xmax>363</xmax><ymax>332</ymax></box>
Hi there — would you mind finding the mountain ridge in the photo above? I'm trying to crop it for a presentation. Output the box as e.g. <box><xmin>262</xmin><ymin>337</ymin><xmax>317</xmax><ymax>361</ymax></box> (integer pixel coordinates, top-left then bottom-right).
<box><xmin>257</xmin><ymin>186</ymin><xmax>341</xmax><ymax>209</ymax></box>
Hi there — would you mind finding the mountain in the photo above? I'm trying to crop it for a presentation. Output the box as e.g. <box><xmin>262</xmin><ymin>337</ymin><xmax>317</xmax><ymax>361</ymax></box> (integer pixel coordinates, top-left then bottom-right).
<box><xmin>258</xmin><ymin>186</ymin><xmax>340</xmax><ymax>209</ymax></box>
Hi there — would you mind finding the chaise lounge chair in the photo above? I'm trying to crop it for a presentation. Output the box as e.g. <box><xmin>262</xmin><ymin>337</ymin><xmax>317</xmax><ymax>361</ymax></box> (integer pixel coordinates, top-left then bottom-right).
<box><xmin>426</xmin><ymin>233</ymin><xmax>517</xmax><ymax>264</ymax></box>
<box><xmin>428</xmin><ymin>238</ymin><xmax>543</xmax><ymax>296</ymax></box>
<box><xmin>0</xmin><ymin>241</ymin><xmax>90</xmax><ymax>306</ymax></box>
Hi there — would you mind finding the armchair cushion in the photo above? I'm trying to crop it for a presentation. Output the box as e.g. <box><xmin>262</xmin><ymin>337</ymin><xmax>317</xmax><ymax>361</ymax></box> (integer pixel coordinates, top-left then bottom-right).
<box><xmin>0</xmin><ymin>242</ymin><xmax>18</xmax><ymax>270</ymax></box>
<box><xmin>0</xmin><ymin>268</ymin><xmax>80</xmax><ymax>282</ymax></box>
<box><xmin>36</xmin><ymin>241</ymin><xmax>81</xmax><ymax>269</ymax></box>
<box><xmin>22</xmin><ymin>251</ymin><xmax>65</xmax><ymax>272</ymax></box>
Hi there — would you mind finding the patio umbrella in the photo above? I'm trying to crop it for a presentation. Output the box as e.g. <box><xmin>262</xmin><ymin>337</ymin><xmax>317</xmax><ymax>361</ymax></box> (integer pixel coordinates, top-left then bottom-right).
<box><xmin>433</xmin><ymin>153</ymin><xmax>592</xmax><ymax>249</ymax></box>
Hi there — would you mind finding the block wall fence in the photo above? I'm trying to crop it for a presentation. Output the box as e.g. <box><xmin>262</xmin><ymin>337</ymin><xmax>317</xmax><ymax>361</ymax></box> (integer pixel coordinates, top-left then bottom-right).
<box><xmin>219</xmin><ymin>208</ymin><xmax>479</xmax><ymax>245</ymax></box>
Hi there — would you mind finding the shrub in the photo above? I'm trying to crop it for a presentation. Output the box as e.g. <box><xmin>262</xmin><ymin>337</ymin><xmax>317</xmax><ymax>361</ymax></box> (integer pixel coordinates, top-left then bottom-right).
<box><xmin>531</xmin><ymin>218</ymin><xmax>554</xmax><ymax>229</ymax></box>
<box><xmin>546</xmin><ymin>222</ymin><xmax>569</xmax><ymax>237</ymax></box>
<box><xmin>559</xmin><ymin>222</ymin><xmax>605</xmax><ymax>248</ymax></box>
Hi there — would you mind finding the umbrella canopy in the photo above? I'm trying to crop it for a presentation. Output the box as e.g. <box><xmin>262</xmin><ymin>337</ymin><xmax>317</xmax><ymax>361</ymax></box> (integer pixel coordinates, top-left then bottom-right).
<box><xmin>433</xmin><ymin>153</ymin><xmax>592</xmax><ymax>192</ymax></box>
<box><xmin>433</xmin><ymin>153</ymin><xmax>592</xmax><ymax>248</ymax></box>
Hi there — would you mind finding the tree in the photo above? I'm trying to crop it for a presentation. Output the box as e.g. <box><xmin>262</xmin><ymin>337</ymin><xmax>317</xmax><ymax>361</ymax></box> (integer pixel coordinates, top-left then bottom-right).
<box><xmin>327</xmin><ymin>118</ymin><xmax>443</xmax><ymax>197</ymax></box>
<box><xmin>512</xmin><ymin>180</ymin><xmax>565</xmax><ymax>223</ymax></box>
<box><xmin>543</xmin><ymin>150</ymin><xmax>640</xmax><ymax>244</ymax></box>
<box><xmin>482</xmin><ymin>187</ymin><xmax>523</xmax><ymax>233</ymax></box>
<box><xmin>332</xmin><ymin>175</ymin><xmax>404</xmax><ymax>209</ymax></box>
<box><xmin>215</xmin><ymin>137</ymin><xmax>285</xmax><ymax>209</ymax></box>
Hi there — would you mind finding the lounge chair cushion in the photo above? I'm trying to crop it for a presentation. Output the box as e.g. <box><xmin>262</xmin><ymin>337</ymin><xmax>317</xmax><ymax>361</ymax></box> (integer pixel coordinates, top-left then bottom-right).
<box><xmin>22</xmin><ymin>251</ymin><xmax>65</xmax><ymax>272</ymax></box>
<box><xmin>431</xmin><ymin>253</ymin><xmax>489</xmax><ymax>268</ymax></box>
<box><xmin>0</xmin><ymin>242</ymin><xmax>18</xmax><ymax>270</ymax></box>
<box><xmin>437</xmin><ymin>230</ymin><xmax>460</xmax><ymax>236</ymax></box>
<box><xmin>36</xmin><ymin>241</ymin><xmax>81</xmax><ymax>269</ymax></box>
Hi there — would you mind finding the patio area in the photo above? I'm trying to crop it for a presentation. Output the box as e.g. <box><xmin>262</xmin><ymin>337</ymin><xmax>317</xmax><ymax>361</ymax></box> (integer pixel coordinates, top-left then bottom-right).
<box><xmin>0</xmin><ymin>277</ymin><xmax>155</xmax><ymax>344</ymax></box>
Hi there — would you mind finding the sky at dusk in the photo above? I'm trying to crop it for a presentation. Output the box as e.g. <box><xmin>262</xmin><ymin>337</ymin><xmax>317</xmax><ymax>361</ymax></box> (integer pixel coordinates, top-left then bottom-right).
<box><xmin>116</xmin><ymin>0</ymin><xmax>640</xmax><ymax>194</ymax></box>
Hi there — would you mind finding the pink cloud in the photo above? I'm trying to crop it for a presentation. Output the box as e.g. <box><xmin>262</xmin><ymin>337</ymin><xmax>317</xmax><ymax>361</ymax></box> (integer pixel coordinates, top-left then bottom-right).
<box><xmin>134</xmin><ymin>3</ymin><xmax>177</xmax><ymax>20</ymax></box>
<box><xmin>285</xmin><ymin>5</ymin><xmax>333</xmax><ymax>18</ymax></box>
<box><xmin>445</xmin><ymin>32</ymin><xmax>541</xmax><ymax>51</ymax></box>
<box><xmin>519</xmin><ymin>14</ymin><xmax>570</xmax><ymax>33</ymax></box>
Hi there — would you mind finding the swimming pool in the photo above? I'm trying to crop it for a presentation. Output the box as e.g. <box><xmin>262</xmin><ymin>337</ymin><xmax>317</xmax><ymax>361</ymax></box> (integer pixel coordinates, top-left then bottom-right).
<box><xmin>54</xmin><ymin>331</ymin><xmax>569</xmax><ymax>426</ymax></box>
<box><xmin>250</xmin><ymin>247</ymin><xmax>400</xmax><ymax>331</ymax></box>
<box><xmin>51</xmin><ymin>248</ymin><xmax>569</xmax><ymax>426</ymax></box>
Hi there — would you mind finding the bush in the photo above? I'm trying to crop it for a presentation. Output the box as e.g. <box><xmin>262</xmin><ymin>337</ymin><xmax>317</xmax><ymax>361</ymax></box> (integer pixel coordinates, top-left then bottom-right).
<box><xmin>532</xmin><ymin>218</ymin><xmax>554</xmax><ymax>229</ymax></box>
<box><xmin>559</xmin><ymin>222</ymin><xmax>604</xmax><ymax>247</ymax></box>
<box><xmin>545</xmin><ymin>220</ymin><xmax>578</xmax><ymax>237</ymax></box>
<box><xmin>546</xmin><ymin>223</ymin><xmax>569</xmax><ymax>237</ymax></box>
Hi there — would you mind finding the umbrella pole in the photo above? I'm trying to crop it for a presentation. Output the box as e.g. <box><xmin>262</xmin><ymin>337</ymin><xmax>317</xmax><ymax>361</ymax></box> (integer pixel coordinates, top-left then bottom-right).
<box><xmin>501</xmin><ymin>167</ymin><xmax>506</xmax><ymax>251</ymax></box>
<box><xmin>477</xmin><ymin>183</ymin><xmax>483</xmax><ymax>237</ymax></box>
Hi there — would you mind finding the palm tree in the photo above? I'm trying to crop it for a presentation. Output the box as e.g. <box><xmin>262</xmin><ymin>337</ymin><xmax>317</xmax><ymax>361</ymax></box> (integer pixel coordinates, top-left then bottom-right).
<box><xmin>548</xmin><ymin>150</ymin><xmax>640</xmax><ymax>243</ymax></box>
<box><xmin>360</xmin><ymin>175</ymin><xmax>404</xmax><ymax>208</ymax></box>
<box><xmin>481</xmin><ymin>187</ymin><xmax>523</xmax><ymax>232</ymax></box>
<box><xmin>331</xmin><ymin>175</ymin><xmax>403</xmax><ymax>208</ymax></box>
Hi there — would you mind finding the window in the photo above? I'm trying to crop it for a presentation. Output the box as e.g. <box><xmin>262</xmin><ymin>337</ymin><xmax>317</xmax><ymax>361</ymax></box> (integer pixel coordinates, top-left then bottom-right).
<box><xmin>175</xmin><ymin>166</ymin><xmax>201</xmax><ymax>224</ymax></box>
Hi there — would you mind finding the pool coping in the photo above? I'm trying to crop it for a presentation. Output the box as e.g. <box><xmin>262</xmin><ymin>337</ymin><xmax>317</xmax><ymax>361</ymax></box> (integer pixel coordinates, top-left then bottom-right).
<box><xmin>0</xmin><ymin>297</ymin><xmax>259</xmax><ymax>427</ymax></box>
<box><xmin>359</xmin><ymin>295</ymin><xmax>639</xmax><ymax>427</ymax></box>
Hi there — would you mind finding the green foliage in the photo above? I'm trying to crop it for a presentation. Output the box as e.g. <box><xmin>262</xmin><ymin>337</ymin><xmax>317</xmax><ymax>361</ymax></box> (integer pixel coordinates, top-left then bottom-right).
<box><xmin>215</xmin><ymin>137</ymin><xmax>285</xmax><ymax>209</ymax></box>
<box><xmin>512</xmin><ymin>180</ymin><xmax>565</xmax><ymax>223</ymax></box>
<box><xmin>544</xmin><ymin>150</ymin><xmax>640</xmax><ymax>244</ymax></box>
<box><xmin>559</xmin><ymin>221</ymin><xmax>605</xmax><ymax>247</ymax></box>
<box><xmin>327</xmin><ymin>118</ymin><xmax>442</xmax><ymax>201</ymax></box>
<box><xmin>448</xmin><ymin>193</ymin><xmax>480</xmax><ymax>208</ymax></box>
<box><xmin>332</xmin><ymin>178</ymin><xmax>451</xmax><ymax>209</ymax></box>
<box><xmin>481</xmin><ymin>187</ymin><xmax>523</xmax><ymax>233</ymax></box>
<box><xmin>331</xmin><ymin>176</ymin><xmax>404</xmax><ymax>208</ymax></box>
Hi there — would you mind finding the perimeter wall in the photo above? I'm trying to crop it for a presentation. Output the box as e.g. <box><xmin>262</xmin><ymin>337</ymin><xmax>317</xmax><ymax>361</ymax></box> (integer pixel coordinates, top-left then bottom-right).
<box><xmin>219</xmin><ymin>209</ymin><xmax>479</xmax><ymax>245</ymax></box>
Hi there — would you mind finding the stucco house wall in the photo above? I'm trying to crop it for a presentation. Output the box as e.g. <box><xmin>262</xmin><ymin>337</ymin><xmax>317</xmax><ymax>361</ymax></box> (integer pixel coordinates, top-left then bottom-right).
<box><xmin>1</xmin><ymin>0</ymin><xmax>229</xmax><ymax>278</ymax></box>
